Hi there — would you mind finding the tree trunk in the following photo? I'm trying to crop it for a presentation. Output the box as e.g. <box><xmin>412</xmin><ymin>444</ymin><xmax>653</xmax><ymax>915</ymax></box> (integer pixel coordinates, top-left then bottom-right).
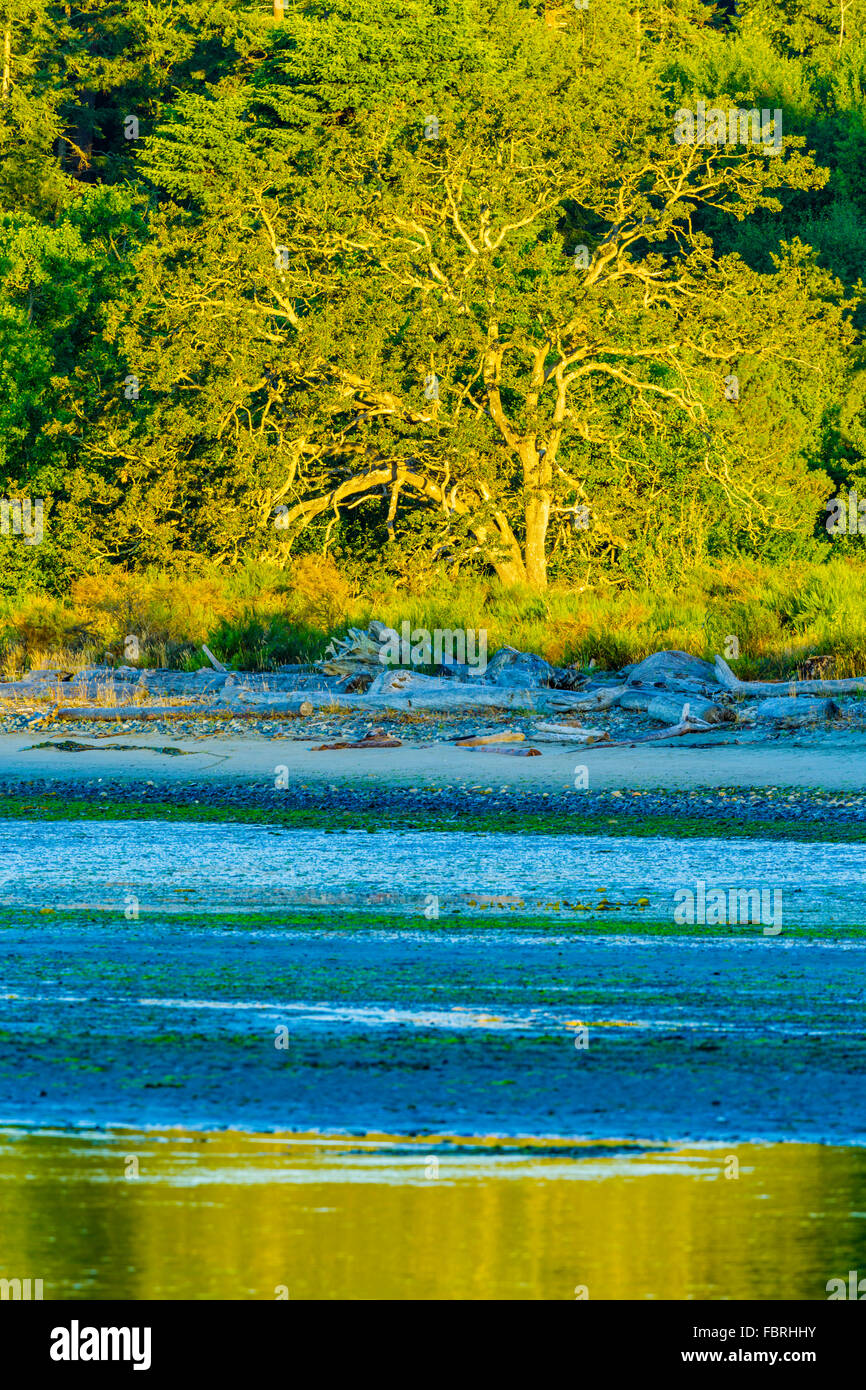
<box><xmin>73</xmin><ymin>90</ymin><xmax>94</xmax><ymax>177</ymax></box>
<box><xmin>468</xmin><ymin>515</ymin><xmax>526</xmax><ymax>587</ymax></box>
<box><xmin>274</xmin><ymin>0</ymin><xmax>285</xmax><ymax>19</ymax></box>
<box><xmin>519</xmin><ymin>440</ymin><xmax>552</xmax><ymax>589</ymax></box>
<box><xmin>524</xmin><ymin>495</ymin><xmax>550</xmax><ymax>588</ymax></box>
<box><xmin>2</xmin><ymin>28</ymin><xmax>10</xmax><ymax>100</ymax></box>
<box><xmin>490</xmin><ymin>553</ymin><xmax>527</xmax><ymax>587</ymax></box>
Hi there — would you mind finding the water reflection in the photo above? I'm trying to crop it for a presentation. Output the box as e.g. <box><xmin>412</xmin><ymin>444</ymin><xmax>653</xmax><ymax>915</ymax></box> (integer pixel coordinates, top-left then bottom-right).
<box><xmin>1</xmin><ymin>1129</ymin><xmax>864</xmax><ymax>1300</ymax></box>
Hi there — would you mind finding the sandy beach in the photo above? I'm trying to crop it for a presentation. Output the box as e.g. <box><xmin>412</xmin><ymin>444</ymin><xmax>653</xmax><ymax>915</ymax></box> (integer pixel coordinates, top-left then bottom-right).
<box><xmin>4</xmin><ymin>728</ymin><xmax>866</xmax><ymax>792</ymax></box>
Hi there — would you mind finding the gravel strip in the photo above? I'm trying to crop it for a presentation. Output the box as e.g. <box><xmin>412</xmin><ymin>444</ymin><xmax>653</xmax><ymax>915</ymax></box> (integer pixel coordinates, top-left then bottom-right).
<box><xmin>2</xmin><ymin>776</ymin><xmax>866</xmax><ymax>828</ymax></box>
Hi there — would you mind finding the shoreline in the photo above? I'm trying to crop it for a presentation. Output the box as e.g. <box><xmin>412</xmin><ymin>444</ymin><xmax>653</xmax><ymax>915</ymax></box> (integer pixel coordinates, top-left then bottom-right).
<box><xmin>3</xmin><ymin>727</ymin><xmax>866</xmax><ymax>791</ymax></box>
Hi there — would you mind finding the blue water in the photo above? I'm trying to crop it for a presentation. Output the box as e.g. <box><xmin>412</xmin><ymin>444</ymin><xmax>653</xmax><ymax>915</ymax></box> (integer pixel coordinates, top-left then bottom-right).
<box><xmin>0</xmin><ymin>819</ymin><xmax>862</xmax><ymax>926</ymax></box>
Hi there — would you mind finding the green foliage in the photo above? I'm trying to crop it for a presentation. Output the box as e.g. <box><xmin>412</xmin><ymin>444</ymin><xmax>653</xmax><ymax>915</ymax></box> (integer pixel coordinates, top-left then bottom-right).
<box><xmin>0</xmin><ymin>0</ymin><xmax>866</xmax><ymax>601</ymax></box>
<box><xmin>3</xmin><ymin>552</ymin><xmax>866</xmax><ymax>680</ymax></box>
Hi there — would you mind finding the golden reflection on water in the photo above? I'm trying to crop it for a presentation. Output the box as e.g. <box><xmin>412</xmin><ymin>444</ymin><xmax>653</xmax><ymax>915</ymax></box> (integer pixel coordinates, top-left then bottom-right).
<box><xmin>1</xmin><ymin>1131</ymin><xmax>864</xmax><ymax>1300</ymax></box>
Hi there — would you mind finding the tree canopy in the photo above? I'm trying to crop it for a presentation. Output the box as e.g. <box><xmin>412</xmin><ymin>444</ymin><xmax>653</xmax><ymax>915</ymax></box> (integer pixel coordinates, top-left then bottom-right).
<box><xmin>2</xmin><ymin>0</ymin><xmax>866</xmax><ymax>591</ymax></box>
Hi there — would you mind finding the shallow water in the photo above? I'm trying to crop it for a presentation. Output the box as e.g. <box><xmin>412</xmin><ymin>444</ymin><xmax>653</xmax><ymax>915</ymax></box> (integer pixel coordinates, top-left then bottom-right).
<box><xmin>1</xmin><ymin>909</ymin><xmax>863</xmax><ymax>1141</ymax></box>
<box><xmin>1</xmin><ymin>815</ymin><xmax>864</xmax><ymax>1300</ymax></box>
<box><xmin>1</xmin><ymin>820</ymin><xmax>865</xmax><ymax>925</ymax></box>
<box><xmin>0</xmin><ymin>1128</ymin><xmax>864</xmax><ymax>1299</ymax></box>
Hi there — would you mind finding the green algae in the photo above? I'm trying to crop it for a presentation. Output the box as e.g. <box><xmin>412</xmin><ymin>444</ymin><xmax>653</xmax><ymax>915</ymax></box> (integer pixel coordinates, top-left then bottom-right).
<box><xmin>1</xmin><ymin>791</ymin><xmax>865</xmax><ymax>843</ymax></box>
<box><xmin>0</xmin><ymin>903</ymin><xmax>862</xmax><ymax>939</ymax></box>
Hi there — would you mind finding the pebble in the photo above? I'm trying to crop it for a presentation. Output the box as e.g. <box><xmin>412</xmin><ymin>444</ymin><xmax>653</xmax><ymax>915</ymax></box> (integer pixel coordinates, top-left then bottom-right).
<box><xmin>1</xmin><ymin>776</ymin><xmax>864</xmax><ymax>829</ymax></box>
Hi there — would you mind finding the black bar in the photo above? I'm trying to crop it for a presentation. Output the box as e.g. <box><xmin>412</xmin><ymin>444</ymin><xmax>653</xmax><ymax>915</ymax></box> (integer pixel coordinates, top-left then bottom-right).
<box><xmin>2</xmin><ymin>1299</ymin><xmax>859</xmax><ymax>1377</ymax></box>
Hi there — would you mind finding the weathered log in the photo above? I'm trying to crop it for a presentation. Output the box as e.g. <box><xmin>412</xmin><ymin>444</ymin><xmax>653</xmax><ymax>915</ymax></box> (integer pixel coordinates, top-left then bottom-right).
<box><xmin>368</xmin><ymin>688</ymin><xmax>620</xmax><ymax>714</ymax></box>
<box><xmin>482</xmin><ymin>646</ymin><xmax>555</xmax><ymax>687</ymax></box>
<box><xmin>313</xmin><ymin>730</ymin><xmax>402</xmax><ymax>749</ymax></box>
<box><xmin>367</xmin><ymin>669</ymin><xmax>446</xmax><ymax>697</ymax></box>
<box><xmin>583</xmin><ymin>717</ymin><xmax>714</xmax><ymax>748</ymax></box>
<box><xmin>646</xmin><ymin>695</ymin><xmax>733</xmax><ymax>725</ymax></box>
<box><xmin>461</xmin><ymin>745</ymin><xmax>542</xmax><ymax>756</ymax></box>
<box><xmin>532</xmin><ymin>723</ymin><xmax>609</xmax><ymax>742</ymax></box>
<box><xmin>219</xmin><ymin>691</ymin><xmax>363</xmax><ymax>713</ymax></box>
<box><xmin>627</xmin><ymin>650</ymin><xmax>719</xmax><ymax>688</ymax></box>
<box><xmin>646</xmin><ymin>675</ymin><xmax>722</xmax><ymax>698</ymax></box>
<box><xmin>620</xmin><ymin>690</ymin><xmax>733</xmax><ymax>724</ymax></box>
<box><xmin>559</xmin><ymin>684</ymin><xmax>627</xmax><ymax>710</ymax></box>
<box><xmin>45</xmin><ymin>704</ymin><xmax>207</xmax><ymax>721</ymax></box>
<box><xmin>715</xmin><ymin>654</ymin><xmax>866</xmax><ymax>697</ymax></box>
<box><xmin>753</xmin><ymin>697</ymin><xmax>840</xmax><ymax>721</ymax></box>
<box><xmin>21</xmin><ymin>668</ymin><xmax>75</xmax><ymax>682</ymax></box>
<box><xmin>0</xmin><ymin>682</ymin><xmax>53</xmax><ymax>698</ymax></box>
<box><xmin>619</xmin><ymin>690</ymin><xmax>657</xmax><ymax>711</ymax></box>
<box><xmin>453</xmin><ymin>730</ymin><xmax>524</xmax><ymax>746</ymax></box>
<box><xmin>138</xmin><ymin>674</ymin><xmax>228</xmax><ymax>697</ymax></box>
<box><xmin>201</xmin><ymin>644</ymin><xmax>228</xmax><ymax>673</ymax></box>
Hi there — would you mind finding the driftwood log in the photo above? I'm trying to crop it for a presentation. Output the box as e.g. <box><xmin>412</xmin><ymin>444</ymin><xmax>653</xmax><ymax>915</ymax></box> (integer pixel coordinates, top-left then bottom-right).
<box><xmin>753</xmin><ymin>697</ymin><xmax>841</xmax><ymax>721</ymax></box>
<box><xmin>214</xmin><ymin>686</ymin><xmax>627</xmax><ymax>715</ymax></box>
<box><xmin>582</xmin><ymin>717</ymin><xmax>715</xmax><ymax>748</ymax></box>
<box><xmin>453</xmin><ymin>730</ymin><xmax>524</xmax><ymax>746</ymax></box>
<box><xmin>619</xmin><ymin>690</ymin><xmax>734</xmax><ymax>724</ymax></box>
<box><xmin>715</xmin><ymin>654</ymin><xmax>866</xmax><ymax>697</ymax></box>
<box><xmin>563</xmin><ymin>684</ymin><xmax>628</xmax><ymax>709</ymax></box>
<box><xmin>532</xmin><ymin>723</ymin><xmax>609</xmax><ymax>743</ymax></box>
<box><xmin>313</xmin><ymin>730</ymin><xmax>402</xmax><ymax>750</ymax></box>
<box><xmin>626</xmin><ymin>650</ymin><xmax>718</xmax><ymax>688</ymax></box>
<box><xmin>37</xmin><ymin>704</ymin><xmax>206</xmax><ymax>722</ymax></box>
<box><xmin>461</xmin><ymin>745</ymin><xmax>542</xmax><ymax>756</ymax></box>
<box><xmin>201</xmin><ymin>644</ymin><xmax>228</xmax><ymax>673</ymax></box>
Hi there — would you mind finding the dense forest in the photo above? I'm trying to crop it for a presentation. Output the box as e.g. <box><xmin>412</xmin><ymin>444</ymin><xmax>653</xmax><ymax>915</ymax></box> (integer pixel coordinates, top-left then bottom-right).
<box><xmin>2</xmin><ymin>0</ymin><xmax>866</xmax><ymax>664</ymax></box>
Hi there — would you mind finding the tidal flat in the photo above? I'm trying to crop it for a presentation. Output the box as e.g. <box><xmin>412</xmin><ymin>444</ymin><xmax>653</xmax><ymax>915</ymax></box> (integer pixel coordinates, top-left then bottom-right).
<box><xmin>1</xmin><ymin>811</ymin><xmax>864</xmax><ymax>1298</ymax></box>
<box><xmin>0</xmin><ymin>899</ymin><xmax>863</xmax><ymax>1141</ymax></box>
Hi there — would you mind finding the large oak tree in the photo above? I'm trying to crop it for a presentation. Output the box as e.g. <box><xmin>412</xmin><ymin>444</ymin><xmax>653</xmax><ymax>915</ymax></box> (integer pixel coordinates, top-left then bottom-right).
<box><xmin>124</xmin><ymin>0</ymin><xmax>851</xmax><ymax>586</ymax></box>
